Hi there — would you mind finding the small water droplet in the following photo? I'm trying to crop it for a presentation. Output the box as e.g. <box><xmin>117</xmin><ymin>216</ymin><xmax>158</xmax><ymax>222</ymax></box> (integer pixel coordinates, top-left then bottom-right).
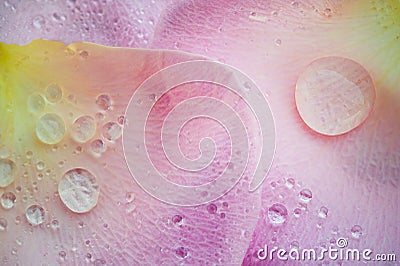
<box><xmin>318</xmin><ymin>206</ymin><xmax>328</xmax><ymax>218</ymax></box>
<box><xmin>51</xmin><ymin>219</ymin><xmax>60</xmax><ymax>230</ymax></box>
<box><xmin>274</xmin><ymin>38</ymin><xmax>282</xmax><ymax>46</ymax></box>
<box><xmin>102</xmin><ymin>122</ymin><xmax>122</xmax><ymax>141</ymax></box>
<box><xmin>71</xmin><ymin>115</ymin><xmax>96</xmax><ymax>143</ymax></box>
<box><xmin>45</xmin><ymin>83</ymin><xmax>62</xmax><ymax>103</ymax></box>
<box><xmin>79</xmin><ymin>50</ymin><xmax>89</xmax><ymax>59</ymax></box>
<box><xmin>267</xmin><ymin>203</ymin><xmax>288</xmax><ymax>225</ymax></box>
<box><xmin>36</xmin><ymin>113</ymin><xmax>66</xmax><ymax>145</ymax></box>
<box><xmin>58</xmin><ymin>168</ymin><xmax>100</xmax><ymax>213</ymax></box>
<box><xmin>351</xmin><ymin>225</ymin><xmax>362</xmax><ymax>239</ymax></box>
<box><xmin>125</xmin><ymin>192</ymin><xmax>135</xmax><ymax>203</ymax></box>
<box><xmin>299</xmin><ymin>188</ymin><xmax>312</xmax><ymax>203</ymax></box>
<box><xmin>1</xmin><ymin>192</ymin><xmax>16</xmax><ymax>209</ymax></box>
<box><xmin>26</xmin><ymin>204</ymin><xmax>45</xmax><ymax>226</ymax></box>
<box><xmin>125</xmin><ymin>203</ymin><xmax>136</xmax><ymax>214</ymax></box>
<box><xmin>295</xmin><ymin>57</ymin><xmax>375</xmax><ymax>136</ymax></box>
<box><xmin>172</xmin><ymin>215</ymin><xmax>183</xmax><ymax>226</ymax></box>
<box><xmin>59</xmin><ymin>250</ymin><xmax>66</xmax><ymax>260</ymax></box>
<box><xmin>0</xmin><ymin>218</ymin><xmax>7</xmax><ymax>231</ymax></box>
<box><xmin>34</xmin><ymin>163</ymin><xmax>45</xmax><ymax>174</ymax></box>
<box><xmin>207</xmin><ymin>203</ymin><xmax>217</xmax><ymax>214</ymax></box>
<box><xmin>27</xmin><ymin>93</ymin><xmax>45</xmax><ymax>113</ymax></box>
<box><xmin>175</xmin><ymin>247</ymin><xmax>188</xmax><ymax>259</ymax></box>
<box><xmin>117</xmin><ymin>115</ymin><xmax>125</xmax><ymax>125</ymax></box>
<box><xmin>293</xmin><ymin>208</ymin><xmax>301</xmax><ymax>218</ymax></box>
<box><xmin>0</xmin><ymin>159</ymin><xmax>16</xmax><ymax>188</ymax></box>
<box><xmin>285</xmin><ymin>177</ymin><xmax>295</xmax><ymax>189</ymax></box>
<box><xmin>96</xmin><ymin>94</ymin><xmax>112</xmax><ymax>111</ymax></box>
<box><xmin>90</xmin><ymin>139</ymin><xmax>106</xmax><ymax>156</ymax></box>
<box><xmin>33</xmin><ymin>15</ymin><xmax>45</xmax><ymax>29</ymax></box>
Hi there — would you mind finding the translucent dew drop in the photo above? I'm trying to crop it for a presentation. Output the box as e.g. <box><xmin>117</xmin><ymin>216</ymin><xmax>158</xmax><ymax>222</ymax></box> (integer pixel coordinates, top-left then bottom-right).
<box><xmin>58</xmin><ymin>168</ymin><xmax>100</xmax><ymax>213</ymax></box>
<box><xmin>318</xmin><ymin>206</ymin><xmax>328</xmax><ymax>218</ymax></box>
<box><xmin>27</xmin><ymin>93</ymin><xmax>45</xmax><ymax>113</ymax></box>
<box><xmin>351</xmin><ymin>225</ymin><xmax>362</xmax><ymax>239</ymax></box>
<box><xmin>36</xmin><ymin>113</ymin><xmax>66</xmax><ymax>145</ymax></box>
<box><xmin>102</xmin><ymin>122</ymin><xmax>122</xmax><ymax>141</ymax></box>
<box><xmin>1</xmin><ymin>192</ymin><xmax>16</xmax><ymax>209</ymax></box>
<box><xmin>90</xmin><ymin>139</ymin><xmax>106</xmax><ymax>156</ymax></box>
<box><xmin>26</xmin><ymin>204</ymin><xmax>45</xmax><ymax>226</ymax></box>
<box><xmin>207</xmin><ymin>203</ymin><xmax>217</xmax><ymax>214</ymax></box>
<box><xmin>96</xmin><ymin>94</ymin><xmax>112</xmax><ymax>111</ymax></box>
<box><xmin>298</xmin><ymin>188</ymin><xmax>312</xmax><ymax>203</ymax></box>
<box><xmin>285</xmin><ymin>177</ymin><xmax>295</xmax><ymax>189</ymax></box>
<box><xmin>125</xmin><ymin>192</ymin><xmax>135</xmax><ymax>203</ymax></box>
<box><xmin>0</xmin><ymin>159</ymin><xmax>16</xmax><ymax>188</ymax></box>
<box><xmin>45</xmin><ymin>83</ymin><xmax>62</xmax><ymax>103</ymax></box>
<box><xmin>71</xmin><ymin>115</ymin><xmax>96</xmax><ymax>143</ymax></box>
<box><xmin>295</xmin><ymin>57</ymin><xmax>375</xmax><ymax>136</ymax></box>
<box><xmin>0</xmin><ymin>218</ymin><xmax>7</xmax><ymax>231</ymax></box>
<box><xmin>267</xmin><ymin>203</ymin><xmax>288</xmax><ymax>225</ymax></box>
<box><xmin>172</xmin><ymin>215</ymin><xmax>183</xmax><ymax>226</ymax></box>
<box><xmin>175</xmin><ymin>247</ymin><xmax>189</xmax><ymax>259</ymax></box>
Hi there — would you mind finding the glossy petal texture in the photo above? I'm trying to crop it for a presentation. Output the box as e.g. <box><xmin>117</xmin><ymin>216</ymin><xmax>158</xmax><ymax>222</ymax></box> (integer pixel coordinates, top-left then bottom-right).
<box><xmin>1</xmin><ymin>0</ymin><xmax>400</xmax><ymax>265</ymax></box>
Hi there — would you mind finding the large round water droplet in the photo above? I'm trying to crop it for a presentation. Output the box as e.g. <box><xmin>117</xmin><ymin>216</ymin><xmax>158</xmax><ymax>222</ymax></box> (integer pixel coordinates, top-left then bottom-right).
<box><xmin>267</xmin><ymin>203</ymin><xmax>288</xmax><ymax>225</ymax></box>
<box><xmin>27</xmin><ymin>93</ymin><xmax>45</xmax><ymax>113</ymax></box>
<box><xmin>295</xmin><ymin>57</ymin><xmax>375</xmax><ymax>136</ymax></box>
<box><xmin>45</xmin><ymin>83</ymin><xmax>63</xmax><ymax>103</ymax></box>
<box><xmin>71</xmin><ymin>115</ymin><xmax>96</xmax><ymax>143</ymax></box>
<box><xmin>58</xmin><ymin>168</ymin><xmax>100</xmax><ymax>213</ymax></box>
<box><xmin>0</xmin><ymin>159</ymin><xmax>16</xmax><ymax>188</ymax></box>
<box><xmin>1</xmin><ymin>191</ymin><xmax>16</xmax><ymax>209</ymax></box>
<box><xmin>36</xmin><ymin>113</ymin><xmax>65</xmax><ymax>144</ymax></box>
<box><xmin>26</xmin><ymin>204</ymin><xmax>45</xmax><ymax>226</ymax></box>
<box><xmin>102</xmin><ymin>122</ymin><xmax>122</xmax><ymax>141</ymax></box>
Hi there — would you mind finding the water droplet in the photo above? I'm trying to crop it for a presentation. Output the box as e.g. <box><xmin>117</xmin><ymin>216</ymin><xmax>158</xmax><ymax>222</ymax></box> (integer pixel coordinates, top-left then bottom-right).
<box><xmin>117</xmin><ymin>115</ymin><xmax>125</xmax><ymax>125</ymax></box>
<box><xmin>1</xmin><ymin>192</ymin><xmax>16</xmax><ymax>209</ymax></box>
<box><xmin>285</xmin><ymin>177</ymin><xmax>295</xmax><ymax>189</ymax></box>
<box><xmin>59</xmin><ymin>250</ymin><xmax>66</xmax><ymax>260</ymax></box>
<box><xmin>27</xmin><ymin>93</ymin><xmax>45</xmax><ymax>113</ymax></box>
<box><xmin>207</xmin><ymin>203</ymin><xmax>217</xmax><ymax>214</ymax></box>
<box><xmin>79</xmin><ymin>50</ymin><xmax>89</xmax><ymax>59</ymax></box>
<box><xmin>125</xmin><ymin>192</ymin><xmax>135</xmax><ymax>203</ymax></box>
<box><xmin>102</xmin><ymin>122</ymin><xmax>122</xmax><ymax>141</ymax></box>
<box><xmin>295</xmin><ymin>57</ymin><xmax>375</xmax><ymax>136</ymax></box>
<box><xmin>293</xmin><ymin>208</ymin><xmax>301</xmax><ymax>218</ymax></box>
<box><xmin>96</xmin><ymin>94</ymin><xmax>112</xmax><ymax>111</ymax></box>
<box><xmin>51</xmin><ymin>219</ymin><xmax>60</xmax><ymax>230</ymax></box>
<box><xmin>26</xmin><ymin>204</ymin><xmax>45</xmax><ymax>226</ymax></box>
<box><xmin>33</xmin><ymin>15</ymin><xmax>45</xmax><ymax>29</ymax></box>
<box><xmin>175</xmin><ymin>247</ymin><xmax>188</xmax><ymax>259</ymax></box>
<box><xmin>125</xmin><ymin>203</ymin><xmax>136</xmax><ymax>214</ymax></box>
<box><xmin>36</xmin><ymin>113</ymin><xmax>66</xmax><ymax>145</ymax></box>
<box><xmin>172</xmin><ymin>215</ymin><xmax>183</xmax><ymax>226</ymax></box>
<box><xmin>0</xmin><ymin>218</ymin><xmax>7</xmax><ymax>231</ymax></box>
<box><xmin>45</xmin><ymin>83</ymin><xmax>62</xmax><ymax>103</ymax></box>
<box><xmin>351</xmin><ymin>225</ymin><xmax>362</xmax><ymax>239</ymax></box>
<box><xmin>274</xmin><ymin>38</ymin><xmax>282</xmax><ymax>46</ymax></box>
<box><xmin>318</xmin><ymin>206</ymin><xmax>328</xmax><ymax>218</ymax></box>
<box><xmin>58</xmin><ymin>168</ymin><xmax>100</xmax><ymax>213</ymax></box>
<box><xmin>90</xmin><ymin>139</ymin><xmax>106</xmax><ymax>156</ymax></box>
<box><xmin>0</xmin><ymin>159</ymin><xmax>16</xmax><ymax>188</ymax></box>
<box><xmin>267</xmin><ymin>203</ymin><xmax>288</xmax><ymax>225</ymax></box>
<box><xmin>71</xmin><ymin>115</ymin><xmax>96</xmax><ymax>143</ymax></box>
<box><xmin>298</xmin><ymin>188</ymin><xmax>312</xmax><ymax>203</ymax></box>
<box><xmin>36</xmin><ymin>161</ymin><xmax>45</xmax><ymax>171</ymax></box>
